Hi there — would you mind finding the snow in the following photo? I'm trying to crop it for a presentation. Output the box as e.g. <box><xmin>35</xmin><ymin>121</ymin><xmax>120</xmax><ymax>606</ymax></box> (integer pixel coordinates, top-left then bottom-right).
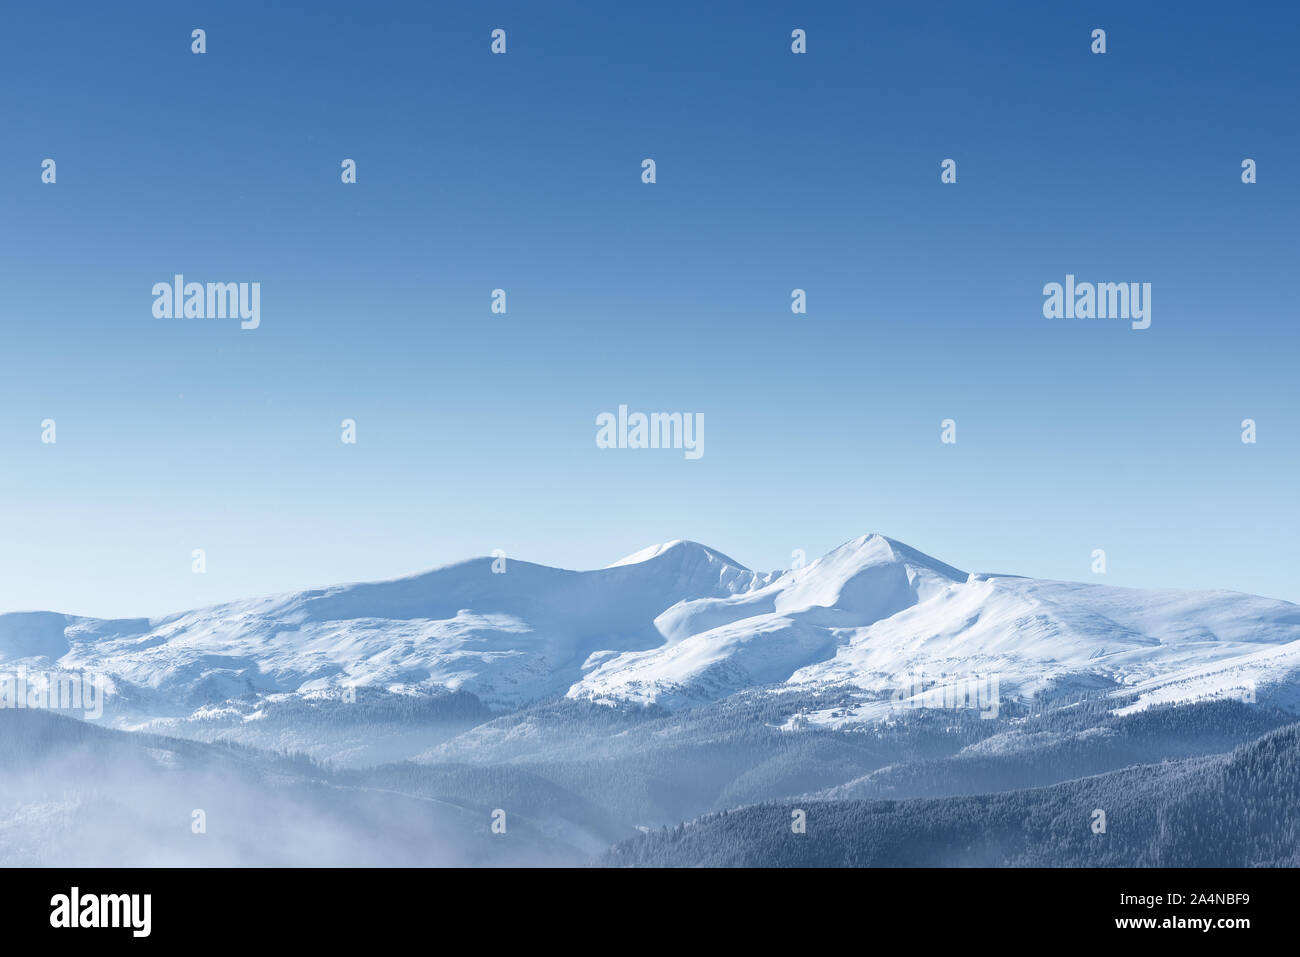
<box><xmin>1</xmin><ymin>533</ymin><xmax>1297</xmax><ymax>723</ymax></box>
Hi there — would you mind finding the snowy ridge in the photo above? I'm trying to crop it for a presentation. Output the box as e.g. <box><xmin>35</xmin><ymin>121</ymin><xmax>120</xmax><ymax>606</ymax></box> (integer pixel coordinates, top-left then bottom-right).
<box><xmin>1</xmin><ymin>534</ymin><xmax>1298</xmax><ymax>722</ymax></box>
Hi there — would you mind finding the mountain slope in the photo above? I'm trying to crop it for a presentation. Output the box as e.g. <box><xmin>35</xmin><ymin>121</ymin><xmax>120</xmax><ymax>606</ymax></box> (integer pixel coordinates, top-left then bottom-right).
<box><xmin>605</xmin><ymin>721</ymin><xmax>1300</xmax><ymax>867</ymax></box>
<box><xmin>0</xmin><ymin>540</ymin><xmax>777</xmax><ymax>713</ymax></box>
<box><xmin>0</xmin><ymin>709</ymin><xmax>594</xmax><ymax>866</ymax></box>
<box><xmin>2</xmin><ymin>534</ymin><xmax>1298</xmax><ymax>730</ymax></box>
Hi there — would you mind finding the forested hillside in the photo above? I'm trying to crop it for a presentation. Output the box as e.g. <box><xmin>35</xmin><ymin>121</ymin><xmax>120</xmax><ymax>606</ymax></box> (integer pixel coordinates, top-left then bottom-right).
<box><xmin>607</xmin><ymin>722</ymin><xmax>1300</xmax><ymax>867</ymax></box>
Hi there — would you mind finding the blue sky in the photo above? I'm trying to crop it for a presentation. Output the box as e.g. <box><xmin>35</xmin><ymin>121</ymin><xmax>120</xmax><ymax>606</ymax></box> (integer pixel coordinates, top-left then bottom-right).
<box><xmin>1</xmin><ymin>1</ymin><xmax>1297</xmax><ymax>617</ymax></box>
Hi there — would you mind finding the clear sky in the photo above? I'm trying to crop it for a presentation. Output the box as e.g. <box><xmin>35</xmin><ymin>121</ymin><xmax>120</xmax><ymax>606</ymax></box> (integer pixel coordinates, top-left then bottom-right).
<box><xmin>1</xmin><ymin>1</ymin><xmax>1296</xmax><ymax>618</ymax></box>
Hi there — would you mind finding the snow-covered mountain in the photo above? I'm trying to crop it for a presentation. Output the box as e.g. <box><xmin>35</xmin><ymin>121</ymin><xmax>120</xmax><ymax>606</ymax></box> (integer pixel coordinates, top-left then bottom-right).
<box><xmin>3</xmin><ymin>534</ymin><xmax>1299</xmax><ymax>724</ymax></box>
<box><xmin>5</xmin><ymin>535</ymin><xmax>1300</xmax><ymax>866</ymax></box>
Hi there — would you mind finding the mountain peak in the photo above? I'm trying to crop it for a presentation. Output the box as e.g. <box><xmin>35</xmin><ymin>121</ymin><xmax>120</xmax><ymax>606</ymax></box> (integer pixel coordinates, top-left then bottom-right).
<box><xmin>605</xmin><ymin>539</ymin><xmax>748</xmax><ymax>571</ymax></box>
<box><xmin>845</xmin><ymin>533</ymin><xmax>968</xmax><ymax>581</ymax></box>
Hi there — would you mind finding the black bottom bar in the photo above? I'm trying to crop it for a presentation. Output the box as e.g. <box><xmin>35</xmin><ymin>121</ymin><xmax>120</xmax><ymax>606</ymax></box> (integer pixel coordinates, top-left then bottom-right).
<box><xmin>2</xmin><ymin>867</ymin><xmax>1286</xmax><ymax>943</ymax></box>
